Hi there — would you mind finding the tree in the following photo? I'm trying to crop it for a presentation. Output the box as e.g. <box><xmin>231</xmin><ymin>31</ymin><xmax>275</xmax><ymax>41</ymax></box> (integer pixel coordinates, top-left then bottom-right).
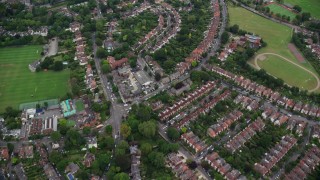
<box><xmin>141</xmin><ymin>142</ymin><xmax>152</xmax><ymax>155</ymax></box>
<box><xmin>230</xmin><ymin>24</ymin><xmax>239</xmax><ymax>34</ymax></box>
<box><xmin>102</xmin><ymin>63</ymin><xmax>111</xmax><ymax>74</ymax></box>
<box><xmin>83</xmin><ymin>127</ymin><xmax>91</xmax><ymax>136</ymax></box>
<box><xmin>293</xmin><ymin>5</ymin><xmax>302</xmax><ymax>12</ymax></box>
<box><xmin>44</xmin><ymin>102</ymin><xmax>48</xmax><ymax>109</ymax></box>
<box><xmin>187</xmin><ymin>160</ymin><xmax>197</xmax><ymax>169</ymax></box>
<box><xmin>138</xmin><ymin>121</ymin><xmax>157</xmax><ymax>138</ymax></box>
<box><xmin>148</xmin><ymin>152</ymin><xmax>165</xmax><ymax>168</ymax></box>
<box><xmin>65</xmin><ymin>129</ymin><xmax>85</xmax><ymax>150</ymax></box>
<box><xmin>96</xmin><ymin>47</ymin><xmax>107</xmax><ymax>59</ymax></box>
<box><xmin>221</xmin><ymin>32</ymin><xmax>229</xmax><ymax>44</ymax></box>
<box><xmin>49</xmin><ymin>151</ymin><xmax>63</xmax><ymax>165</ymax></box>
<box><xmin>75</xmin><ymin>170</ymin><xmax>89</xmax><ymax>180</ymax></box>
<box><xmin>114</xmin><ymin>172</ymin><xmax>130</xmax><ymax>180</ymax></box>
<box><xmin>167</xmin><ymin>127</ymin><xmax>180</xmax><ymax>141</ymax></box>
<box><xmin>7</xmin><ymin>143</ymin><xmax>14</xmax><ymax>154</ymax></box>
<box><xmin>201</xmin><ymin>160</ymin><xmax>210</xmax><ymax>170</ymax></box>
<box><xmin>99</xmin><ymin>136</ymin><xmax>114</xmax><ymax>150</ymax></box>
<box><xmin>105</xmin><ymin>125</ymin><xmax>113</xmax><ymax>135</ymax></box>
<box><xmin>155</xmin><ymin>72</ymin><xmax>161</xmax><ymax>81</ymax></box>
<box><xmin>115</xmin><ymin>155</ymin><xmax>131</xmax><ymax>171</ymax></box>
<box><xmin>301</xmin><ymin>12</ymin><xmax>311</xmax><ymax>22</ymax></box>
<box><xmin>120</xmin><ymin>124</ymin><xmax>131</xmax><ymax>139</ymax></box>
<box><xmin>50</xmin><ymin>131</ymin><xmax>61</xmax><ymax>142</ymax></box>
<box><xmin>53</xmin><ymin>61</ymin><xmax>63</xmax><ymax>71</ymax></box>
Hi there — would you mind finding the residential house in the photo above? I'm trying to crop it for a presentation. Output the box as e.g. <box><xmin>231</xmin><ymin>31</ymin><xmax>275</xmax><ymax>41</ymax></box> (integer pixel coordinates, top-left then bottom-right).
<box><xmin>254</xmin><ymin>135</ymin><xmax>297</xmax><ymax>176</ymax></box>
<box><xmin>0</xmin><ymin>147</ymin><xmax>9</xmax><ymax>161</ymax></box>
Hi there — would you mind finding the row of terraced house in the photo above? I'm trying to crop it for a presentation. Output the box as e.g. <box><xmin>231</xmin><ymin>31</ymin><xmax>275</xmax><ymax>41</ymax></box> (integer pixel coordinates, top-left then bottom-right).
<box><xmin>254</xmin><ymin>135</ymin><xmax>297</xmax><ymax>176</ymax></box>
<box><xmin>207</xmin><ymin>110</ymin><xmax>243</xmax><ymax>138</ymax></box>
<box><xmin>181</xmin><ymin>131</ymin><xmax>207</xmax><ymax>153</ymax></box>
<box><xmin>175</xmin><ymin>89</ymin><xmax>231</xmax><ymax>129</ymax></box>
<box><xmin>225</xmin><ymin>118</ymin><xmax>265</xmax><ymax>153</ymax></box>
<box><xmin>70</xmin><ymin>22</ymin><xmax>97</xmax><ymax>92</ymax></box>
<box><xmin>166</xmin><ymin>153</ymin><xmax>200</xmax><ymax>180</ymax></box>
<box><xmin>158</xmin><ymin>81</ymin><xmax>216</xmax><ymax>121</ymax></box>
<box><xmin>211</xmin><ymin>66</ymin><xmax>320</xmax><ymax>119</ymax></box>
<box><xmin>175</xmin><ymin>0</ymin><xmax>221</xmax><ymax>77</ymax></box>
<box><xmin>205</xmin><ymin>152</ymin><xmax>247</xmax><ymax>180</ymax></box>
<box><xmin>285</xmin><ymin>146</ymin><xmax>320</xmax><ymax>180</ymax></box>
<box><xmin>150</xmin><ymin>2</ymin><xmax>181</xmax><ymax>53</ymax></box>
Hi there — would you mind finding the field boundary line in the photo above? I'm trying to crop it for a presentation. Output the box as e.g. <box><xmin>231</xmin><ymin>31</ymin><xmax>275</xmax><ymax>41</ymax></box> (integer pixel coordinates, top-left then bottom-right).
<box><xmin>254</xmin><ymin>53</ymin><xmax>320</xmax><ymax>92</ymax></box>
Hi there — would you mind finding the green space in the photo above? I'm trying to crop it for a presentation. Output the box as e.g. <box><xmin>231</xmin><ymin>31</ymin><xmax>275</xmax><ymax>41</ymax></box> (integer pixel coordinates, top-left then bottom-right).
<box><xmin>228</xmin><ymin>4</ymin><xmax>320</xmax><ymax>90</ymax></box>
<box><xmin>66</xmin><ymin>120</ymin><xmax>76</xmax><ymax>127</ymax></box>
<box><xmin>258</xmin><ymin>55</ymin><xmax>318</xmax><ymax>91</ymax></box>
<box><xmin>284</xmin><ymin>0</ymin><xmax>320</xmax><ymax>19</ymax></box>
<box><xmin>266</xmin><ymin>3</ymin><xmax>297</xmax><ymax>19</ymax></box>
<box><xmin>117</xmin><ymin>11</ymin><xmax>158</xmax><ymax>46</ymax></box>
<box><xmin>0</xmin><ymin>45</ymin><xmax>70</xmax><ymax>112</ymax></box>
<box><xmin>76</xmin><ymin>100</ymin><xmax>85</xmax><ymax>112</ymax></box>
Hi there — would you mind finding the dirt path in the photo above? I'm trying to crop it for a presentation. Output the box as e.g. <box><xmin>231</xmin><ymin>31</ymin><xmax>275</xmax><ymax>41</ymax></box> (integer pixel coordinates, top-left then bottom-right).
<box><xmin>254</xmin><ymin>53</ymin><xmax>320</xmax><ymax>92</ymax></box>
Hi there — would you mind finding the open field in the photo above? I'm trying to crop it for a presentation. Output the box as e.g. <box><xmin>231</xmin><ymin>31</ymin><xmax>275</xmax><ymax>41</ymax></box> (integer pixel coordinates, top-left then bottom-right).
<box><xmin>266</xmin><ymin>3</ymin><xmax>297</xmax><ymax>20</ymax></box>
<box><xmin>228</xmin><ymin>5</ymin><xmax>320</xmax><ymax>91</ymax></box>
<box><xmin>284</xmin><ymin>0</ymin><xmax>320</xmax><ymax>19</ymax></box>
<box><xmin>256</xmin><ymin>54</ymin><xmax>318</xmax><ymax>91</ymax></box>
<box><xmin>0</xmin><ymin>45</ymin><xmax>70</xmax><ymax>112</ymax></box>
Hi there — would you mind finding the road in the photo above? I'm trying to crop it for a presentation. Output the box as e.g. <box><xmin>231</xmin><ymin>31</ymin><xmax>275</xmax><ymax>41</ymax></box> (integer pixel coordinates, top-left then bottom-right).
<box><xmin>92</xmin><ymin>33</ymin><xmax>126</xmax><ymax>139</ymax></box>
<box><xmin>254</xmin><ymin>53</ymin><xmax>320</xmax><ymax>92</ymax></box>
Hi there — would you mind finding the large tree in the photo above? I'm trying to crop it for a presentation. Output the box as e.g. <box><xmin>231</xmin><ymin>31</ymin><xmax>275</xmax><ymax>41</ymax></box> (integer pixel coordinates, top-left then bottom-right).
<box><xmin>50</xmin><ymin>131</ymin><xmax>61</xmax><ymax>142</ymax></box>
<box><xmin>120</xmin><ymin>124</ymin><xmax>131</xmax><ymax>139</ymax></box>
<box><xmin>148</xmin><ymin>152</ymin><xmax>165</xmax><ymax>168</ymax></box>
<box><xmin>167</xmin><ymin>127</ymin><xmax>180</xmax><ymax>141</ymax></box>
<box><xmin>138</xmin><ymin>121</ymin><xmax>157</xmax><ymax>138</ymax></box>
<box><xmin>114</xmin><ymin>172</ymin><xmax>130</xmax><ymax>180</ymax></box>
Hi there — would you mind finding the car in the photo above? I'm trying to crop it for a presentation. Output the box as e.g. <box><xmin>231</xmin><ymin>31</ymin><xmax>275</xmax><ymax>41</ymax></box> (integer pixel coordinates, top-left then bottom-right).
<box><xmin>124</xmin><ymin>104</ymin><xmax>128</xmax><ymax>107</ymax></box>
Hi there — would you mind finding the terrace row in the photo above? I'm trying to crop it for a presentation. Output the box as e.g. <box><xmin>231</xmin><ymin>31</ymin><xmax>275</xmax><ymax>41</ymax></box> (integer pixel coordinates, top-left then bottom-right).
<box><xmin>285</xmin><ymin>146</ymin><xmax>320</xmax><ymax>180</ymax></box>
<box><xmin>159</xmin><ymin>81</ymin><xmax>216</xmax><ymax>121</ymax></box>
<box><xmin>211</xmin><ymin>66</ymin><xmax>320</xmax><ymax>118</ymax></box>
<box><xmin>207</xmin><ymin>110</ymin><xmax>243</xmax><ymax>138</ymax></box>
<box><xmin>205</xmin><ymin>152</ymin><xmax>247</xmax><ymax>180</ymax></box>
<box><xmin>175</xmin><ymin>0</ymin><xmax>221</xmax><ymax>74</ymax></box>
<box><xmin>254</xmin><ymin>135</ymin><xmax>297</xmax><ymax>176</ymax></box>
<box><xmin>225</xmin><ymin>118</ymin><xmax>265</xmax><ymax>154</ymax></box>
<box><xmin>175</xmin><ymin>89</ymin><xmax>231</xmax><ymax>129</ymax></box>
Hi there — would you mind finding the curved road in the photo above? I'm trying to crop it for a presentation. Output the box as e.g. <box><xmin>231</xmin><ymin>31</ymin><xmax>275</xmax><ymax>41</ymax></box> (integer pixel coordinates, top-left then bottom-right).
<box><xmin>254</xmin><ymin>53</ymin><xmax>320</xmax><ymax>92</ymax></box>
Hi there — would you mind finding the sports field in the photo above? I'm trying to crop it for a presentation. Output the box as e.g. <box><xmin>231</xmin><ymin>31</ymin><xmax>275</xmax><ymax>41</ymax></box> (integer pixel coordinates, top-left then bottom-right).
<box><xmin>228</xmin><ymin>5</ymin><xmax>320</xmax><ymax>91</ymax></box>
<box><xmin>257</xmin><ymin>54</ymin><xmax>318</xmax><ymax>91</ymax></box>
<box><xmin>266</xmin><ymin>3</ymin><xmax>296</xmax><ymax>20</ymax></box>
<box><xmin>0</xmin><ymin>45</ymin><xmax>70</xmax><ymax>112</ymax></box>
<box><xmin>284</xmin><ymin>0</ymin><xmax>320</xmax><ymax>19</ymax></box>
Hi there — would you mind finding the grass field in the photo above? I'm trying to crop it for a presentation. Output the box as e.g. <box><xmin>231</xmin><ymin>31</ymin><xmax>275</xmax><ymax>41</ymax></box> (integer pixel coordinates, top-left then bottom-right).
<box><xmin>266</xmin><ymin>3</ymin><xmax>297</xmax><ymax>20</ymax></box>
<box><xmin>228</xmin><ymin>4</ymin><xmax>320</xmax><ymax>91</ymax></box>
<box><xmin>284</xmin><ymin>0</ymin><xmax>320</xmax><ymax>19</ymax></box>
<box><xmin>0</xmin><ymin>45</ymin><xmax>70</xmax><ymax>112</ymax></box>
<box><xmin>258</xmin><ymin>55</ymin><xmax>317</xmax><ymax>90</ymax></box>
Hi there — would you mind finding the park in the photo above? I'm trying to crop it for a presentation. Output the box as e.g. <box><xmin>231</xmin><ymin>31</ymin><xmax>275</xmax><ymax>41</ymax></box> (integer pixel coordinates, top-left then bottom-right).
<box><xmin>228</xmin><ymin>4</ymin><xmax>320</xmax><ymax>92</ymax></box>
<box><xmin>284</xmin><ymin>0</ymin><xmax>320</xmax><ymax>19</ymax></box>
<box><xmin>0</xmin><ymin>45</ymin><xmax>70</xmax><ymax>112</ymax></box>
<box><xmin>265</xmin><ymin>3</ymin><xmax>296</xmax><ymax>20</ymax></box>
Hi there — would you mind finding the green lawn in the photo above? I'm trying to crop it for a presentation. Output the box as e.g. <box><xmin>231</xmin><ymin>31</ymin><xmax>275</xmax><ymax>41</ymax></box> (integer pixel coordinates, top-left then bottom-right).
<box><xmin>266</xmin><ymin>3</ymin><xmax>297</xmax><ymax>20</ymax></box>
<box><xmin>284</xmin><ymin>0</ymin><xmax>320</xmax><ymax>19</ymax></box>
<box><xmin>258</xmin><ymin>55</ymin><xmax>317</xmax><ymax>90</ymax></box>
<box><xmin>0</xmin><ymin>45</ymin><xmax>70</xmax><ymax>112</ymax></box>
<box><xmin>76</xmin><ymin>100</ymin><xmax>85</xmax><ymax>112</ymax></box>
<box><xmin>228</xmin><ymin>4</ymin><xmax>320</xmax><ymax>90</ymax></box>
